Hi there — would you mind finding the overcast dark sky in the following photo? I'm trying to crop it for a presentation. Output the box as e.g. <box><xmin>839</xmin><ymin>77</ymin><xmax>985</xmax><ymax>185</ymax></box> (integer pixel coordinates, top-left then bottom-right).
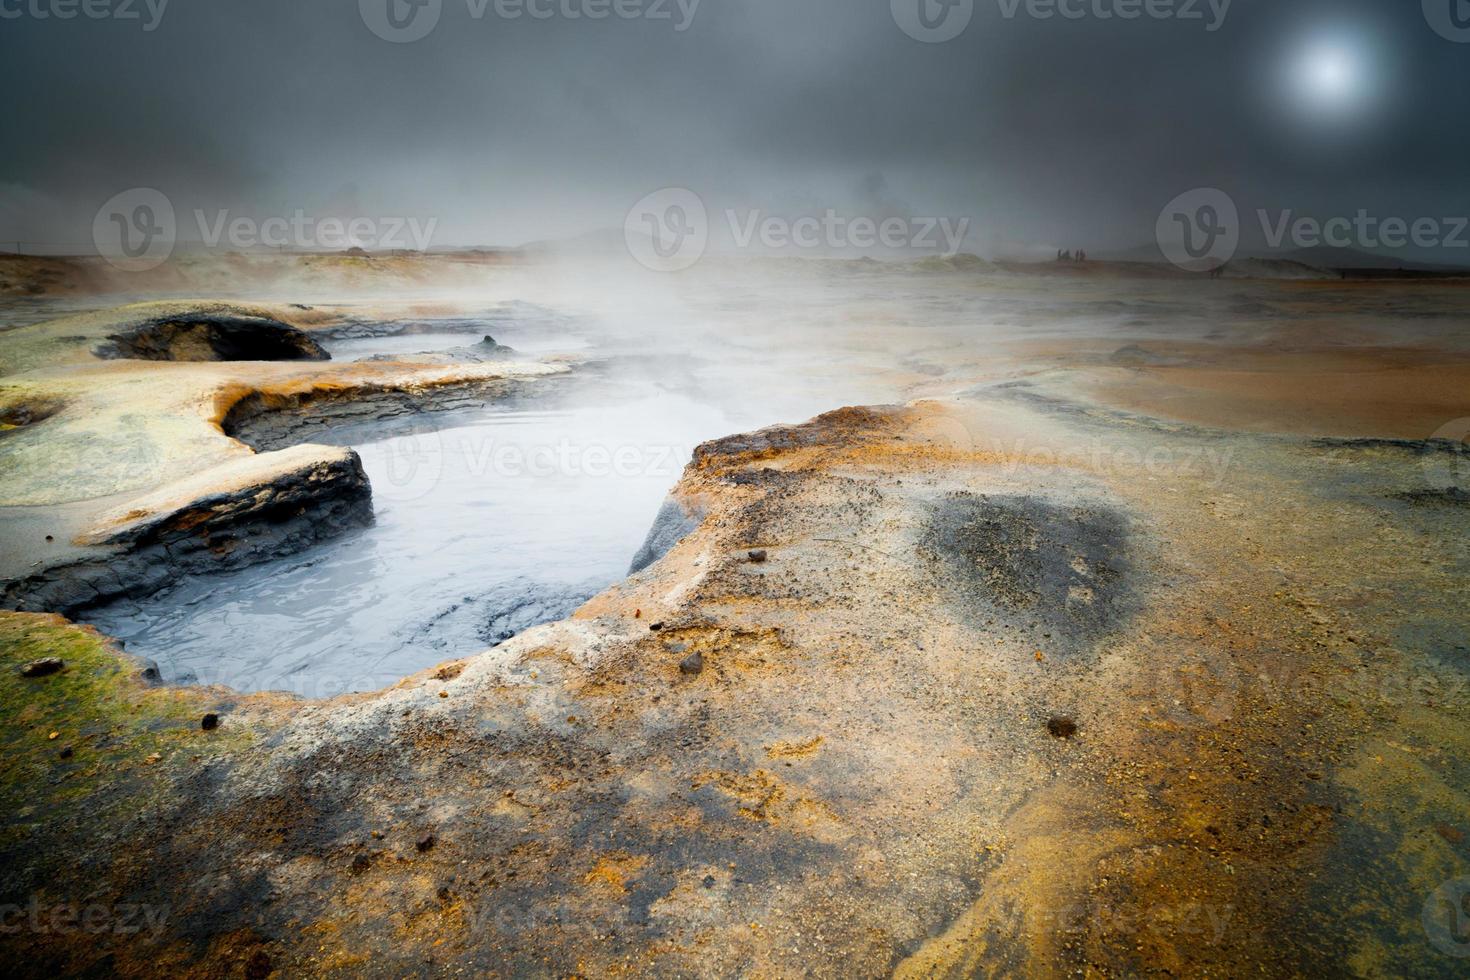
<box><xmin>2</xmin><ymin>0</ymin><xmax>1467</xmax><ymax>255</ymax></box>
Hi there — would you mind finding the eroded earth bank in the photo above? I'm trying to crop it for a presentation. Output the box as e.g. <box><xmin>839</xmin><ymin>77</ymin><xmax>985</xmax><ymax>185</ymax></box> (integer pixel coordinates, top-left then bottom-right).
<box><xmin>1</xmin><ymin>259</ymin><xmax>1468</xmax><ymax>977</ymax></box>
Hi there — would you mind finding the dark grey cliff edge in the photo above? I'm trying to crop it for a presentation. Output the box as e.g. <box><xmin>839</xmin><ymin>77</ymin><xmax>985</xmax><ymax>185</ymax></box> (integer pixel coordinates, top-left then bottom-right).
<box><xmin>0</xmin><ymin>454</ymin><xmax>372</xmax><ymax>618</ymax></box>
<box><xmin>95</xmin><ymin>313</ymin><xmax>331</xmax><ymax>363</ymax></box>
<box><xmin>223</xmin><ymin>375</ymin><xmax>565</xmax><ymax>452</ymax></box>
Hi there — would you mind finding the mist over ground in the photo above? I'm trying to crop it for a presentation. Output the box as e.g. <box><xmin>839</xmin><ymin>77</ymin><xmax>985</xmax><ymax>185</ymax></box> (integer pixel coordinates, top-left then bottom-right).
<box><xmin>3</xmin><ymin>0</ymin><xmax>1469</xmax><ymax>262</ymax></box>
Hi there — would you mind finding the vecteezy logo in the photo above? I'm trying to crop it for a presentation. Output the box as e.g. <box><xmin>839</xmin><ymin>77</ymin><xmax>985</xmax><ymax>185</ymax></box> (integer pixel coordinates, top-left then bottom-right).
<box><xmin>1423</xmin><ymin>418</ymin><xmax>1470</xmax><ymax>495</ymax></box>
<box><xmin>892</xmin><ymin>0</ymin><xmax>974</xmax><ymax>42</ymax></box>
<box><xmin>1423</xmin><ymin>877</ymin><xmax>1470</xmax><ymax>958</ymax></box>
<box><xmin>357</xmin><ymin>430</ymin><xmax>445</xmax><ymax>504</ymax></box>
<box><xmin>92</xmin><ymin>188</ymin><xmax>176</xmax><ymax>272</ymax></box>
<box><xmin>1156</xmin><ymin>188</ymin><xmax>1239</xmax><ymax>273</ymax></box>
<box><xmin>624</xmin><ymin>188</ymin><xmax>708</xmax><ymax>272</ymax></box>
<box><xmin>360</xmin><ymin>0</ymin><xmax>442</xmax><ymax>43</ymax></box>
<box><xmin>1148</xmin><ymin>659</ymin><xmax>1238</xmax><ymax>728</ymax></box>
<box><xmin>1424</xmin><ymin>0</ymin><xmax>1470</xmax><ymax>42</ymax></box>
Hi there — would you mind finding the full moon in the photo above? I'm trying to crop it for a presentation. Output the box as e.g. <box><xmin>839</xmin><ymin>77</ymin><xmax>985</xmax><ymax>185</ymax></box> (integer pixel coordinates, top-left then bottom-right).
<box><xmin>1290</xmin><ymin>37</ymin><xmax>1374</xmax><ymax>119</ymax></box>
<box><xmin>1305</xmin><ymin>47</ymin><xmax>1354</xmax><ymax>100</ymax></box>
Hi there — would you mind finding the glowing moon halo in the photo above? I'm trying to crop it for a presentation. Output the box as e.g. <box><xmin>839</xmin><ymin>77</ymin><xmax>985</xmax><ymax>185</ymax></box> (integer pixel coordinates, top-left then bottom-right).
<box><xmin>1288</xmin><ymin>36</ymin><xmax>1376</xmax><ymax>122</ymax></box>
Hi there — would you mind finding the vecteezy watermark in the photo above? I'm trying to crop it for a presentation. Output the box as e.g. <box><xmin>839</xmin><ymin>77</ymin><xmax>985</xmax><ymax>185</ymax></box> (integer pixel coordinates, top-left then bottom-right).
<box><xmin>214</xmin><ymin>668</ymin><xmax>411</xmax><ymax>699</ymax></box>
<box><xmin>1159</xmin><ymin>644</ymin><xmax>1468</xmax><ymax>730</ymax></box>
<box><xmin>0</xmin><ymin>0</ymin><xmax>169</xmax><ymax>30</ymax></box>
<box><xmin>725</xmin><ymin>210</ymin><xmax>970</xmax><ymax>258</ymax></box>
<box><xmin>1424</xmin><ymin>877</ymin><xmax>1470</xmax><ymax>958</ymax></box>
<box><xmin>1158</xmin><ymin>188</ymin><xmax>1470</xmax><ymax>273</ymax></box>
<box><xmin>359</xmin><ymin>427</ymin><xmax>692</xmax><ymax>504</ymax></box>
<box><xmin>624</xmin><ymin>187</ymin><xmax>971</xmax><ymax>272</ymax></box>
<box><xmin>988</xmin><ymin>435</ymin><xmax>1239</xmax><ymax>486</ymax></box>
<box><xmin>893</xmin><ymin>0</ymin><xmax>1230</xmax><ymax>42</ymax></box>
<box><xmin>1032</xmin><ymin>899</ymin><xmax>1235</xmax><ymax>944</ymax></box>
<box><xmin>1423</xmin><ymin>418</ymin><xmax>1470</xmax><ymax>496</ymax></box>
<box><xmin>193</xmin><ymin>209</ymin><xmax>438</xmax><ymax>252</ymax></box>
<box><xmin>93</xmin><ymin>188</ymin><xmax>177</xmax><ymax>272</ymax></box>
<box><xmin>1423</xmin><ymin>0</ymin><xmax>1470</xmax><ymax>43</ymax></box>
<box><xmin>359</xmin><ymin>0</ymin><xmax>442</xmax><ymax>42</ymax></box>
<box><xmin>1260</xmin><ymin>210</ymin><xmax>1470</xmax><ymax>252</ymax></box>
<box><xmin>1143</xmin><ymin>655</ymin><xmax>1240</xmax><ymax>727</ymax></box>
<box><xmin>996</xmin><ymin>0</ymin><xmax>1230</xmax><ymax>31</ymax></box>
<box><xmin>93</xmin><ymin>189</ymin><xmax>438</xmax><ymax>270</ymax></box>
<box><xmin>1156</xmin><ymin>188</ymin><xmax>1240</xmax><ymax>273</ymax></box>
<box><xmin>360</xmin><ymin>431</ymin><xmax>446</xmax><ymax>505</ymax></box>
<box><xmin>359</xmin><ymin>0</ymin><xmax>700</xmax><ymax>43</ymax></box>
<box><xmin>625</xmin><ymin>188</ymin><xmax>710</xmax><ymax>273</ymax></box>
<box><xmin>892</xmin><ymin>0</ymin><xmax>975</xmax><ymax>43</ymax></box>
<box><xmin>0</xmin><ymin>897</ymin><xmax>169</xmax><ymax>936</ymax></box>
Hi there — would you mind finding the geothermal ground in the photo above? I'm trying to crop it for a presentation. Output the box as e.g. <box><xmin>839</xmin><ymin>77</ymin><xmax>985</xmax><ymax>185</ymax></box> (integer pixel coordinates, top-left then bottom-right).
<box><xmin>0</xmin><ymin>253</ymin><xmax>1467</xmax><ymax>977</ymax></box>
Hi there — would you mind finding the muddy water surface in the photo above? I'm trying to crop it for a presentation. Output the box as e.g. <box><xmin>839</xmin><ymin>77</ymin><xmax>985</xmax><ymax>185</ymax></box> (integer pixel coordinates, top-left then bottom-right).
<box><xmin>84</xmin><ymin>393</ymin><xmax>734</xmax><ymax>695</ymax></box>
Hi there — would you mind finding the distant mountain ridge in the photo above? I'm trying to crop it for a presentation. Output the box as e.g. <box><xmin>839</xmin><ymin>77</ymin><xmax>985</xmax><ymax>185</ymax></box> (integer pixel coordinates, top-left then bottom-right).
<box><xmin>1097</xmin><ymin>241</ymin><xmax>1470</xmax><ymax>274</ymax></box>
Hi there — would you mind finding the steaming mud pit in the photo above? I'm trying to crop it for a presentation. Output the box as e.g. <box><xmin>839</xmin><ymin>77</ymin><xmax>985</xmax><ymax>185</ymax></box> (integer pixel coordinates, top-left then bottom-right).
<box><xmin>82</xmin><ymin>394</ymin><xmax>734</xmax><ymax>694</ymax></box>
<box><xmin>2</xmin><ymin>262</ymin><xmax>1469</xmax><ymax>977</ymax></box>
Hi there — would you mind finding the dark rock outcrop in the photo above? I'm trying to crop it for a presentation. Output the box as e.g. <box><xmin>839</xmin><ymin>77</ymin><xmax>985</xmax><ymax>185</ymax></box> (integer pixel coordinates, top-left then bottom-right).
<box><xmin>95</xmin><ymin>314</ymin><xmax>330</xmax><ymax>363</ymax></box>
<box><xmin>0</xmin><ymin>452</ymin><xmax>372</xmax><ymax>616</ymax></box>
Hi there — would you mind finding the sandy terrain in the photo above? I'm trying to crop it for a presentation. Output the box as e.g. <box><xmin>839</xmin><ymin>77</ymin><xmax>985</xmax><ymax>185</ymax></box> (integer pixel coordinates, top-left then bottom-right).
<box><xmin>0</xmin><ymin>255</ymin><xmax>1466</xmax><ymax>976</ymax></box>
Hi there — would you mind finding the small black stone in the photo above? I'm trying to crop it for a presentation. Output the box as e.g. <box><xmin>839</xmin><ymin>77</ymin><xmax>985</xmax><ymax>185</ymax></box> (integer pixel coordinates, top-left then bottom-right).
<box><xmin>59</xmin><ymin>746</ymin><xmax>74</xmax><ymax>760</ymax></box>
<box><xmin>244</xmin><ymin>950</ymin><xmax>272</xmax><ymax>980</ymax></box>
<box><xmin>417</xmin><ymin>833</ymin><xmax>437</xmax><ymax>853</ymax></box>
<box><xmin>1046</xmin><ymin>715</ymin><xmax>1078</xmax><ymax>740</ymax></box>
<box><xmin>748</xmin><ymin>550</ymin><xmax>768</xmax><ymax>563</ymax></box>
<box><xmin>19</xmin><ymin>658</ymin><xmax>63</xmax><ymax>678</ymax></box>
<box><xmin>679</xmin><ymin>651</ymin><xmax>705</xmax><ymax>676</ymax></box>
<box><xmin>201</xmin><ymin>713</ymin><xmax>220</xmax><ymax>731</ymax></box>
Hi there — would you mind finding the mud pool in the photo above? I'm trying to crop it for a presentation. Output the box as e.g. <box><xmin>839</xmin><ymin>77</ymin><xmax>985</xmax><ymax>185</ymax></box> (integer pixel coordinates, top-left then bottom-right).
<box><xmin>83</xmin><ymin>393</ymin><xmax>735</xmax><ymax>695</ymax></box>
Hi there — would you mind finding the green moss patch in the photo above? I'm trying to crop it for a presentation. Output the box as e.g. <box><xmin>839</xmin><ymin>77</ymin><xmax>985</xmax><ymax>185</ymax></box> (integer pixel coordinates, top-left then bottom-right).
<box><xmin>0</xmin><ymin>612</ymin><xmax>252</xmax><ymax>837</ymax></box>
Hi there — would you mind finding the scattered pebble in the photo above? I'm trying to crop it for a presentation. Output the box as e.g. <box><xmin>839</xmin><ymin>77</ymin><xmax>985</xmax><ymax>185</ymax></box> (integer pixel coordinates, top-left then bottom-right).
<box><xmin>1046</xmin><ymin>716</ymin><xmax>1078</xmax><ymax>739</ymax></box>
<box><xmin>417</xmin><ymin>833</ymin><xmax>437</xmax><ymax>853</ymax></box>
<box><xmin>20</xmin><ymin>658</ymin><xmax>64</xmax><ymax>678</ymax></box>
<box><xmin>200</xmin><ymin>713</ymin><xmax>220</xmax><ymax>731</ymax></box>
<box><xmin>748</xmin><ymin>550</ymin><xmax>769</xmax><ymax>563</ymax></box>
<box><xmin>679</xmin><ymin>651</ymin><xmax>705</xmax><ymax>676</ymax></box>
<box><xmin>245</xmin><ymin>950</ymin><xmax>272</xmax><ymax>980</ymax></box>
